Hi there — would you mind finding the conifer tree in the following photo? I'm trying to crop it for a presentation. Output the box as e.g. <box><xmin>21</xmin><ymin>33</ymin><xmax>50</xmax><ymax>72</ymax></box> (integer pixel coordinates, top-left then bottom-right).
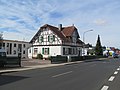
<box><xmin>95</xmin><ymin>35</ymin><xmax>103</xmax><ymax>56</ymax></box>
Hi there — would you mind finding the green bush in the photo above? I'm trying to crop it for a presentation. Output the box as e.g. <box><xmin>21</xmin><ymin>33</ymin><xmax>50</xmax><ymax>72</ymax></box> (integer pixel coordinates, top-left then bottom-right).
<box><xmin>37</xmin><ymin>53</ymin><xmax>43</xmax><ymax>59</ymax></box>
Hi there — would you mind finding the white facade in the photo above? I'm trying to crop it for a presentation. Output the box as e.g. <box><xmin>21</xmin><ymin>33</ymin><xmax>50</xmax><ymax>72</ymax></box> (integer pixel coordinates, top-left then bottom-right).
<box><xmin>0</xmin><ymin>40</ymin><xmax>31</xmax><ymax>58</ymax></box>
<box><xmin>28</xmin><ymin>24</ymin><xmax>83</xmax><ymax>59</ymax></box>
<box><xmin>28</xmin><ymin>46</ymin><xmax>62</xmax><ymax>59</ymax></box>
<box><xmin>28</xmin><ymin>45</ymin><xmax>82</xmax><ymax>59</ymax></box>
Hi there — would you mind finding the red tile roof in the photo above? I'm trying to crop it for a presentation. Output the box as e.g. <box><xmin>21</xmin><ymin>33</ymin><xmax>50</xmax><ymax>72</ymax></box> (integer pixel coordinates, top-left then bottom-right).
<box><xmin>62</xmin><ymin>26</ymin><xmax>75</xmax><ymax>37</ymax></box>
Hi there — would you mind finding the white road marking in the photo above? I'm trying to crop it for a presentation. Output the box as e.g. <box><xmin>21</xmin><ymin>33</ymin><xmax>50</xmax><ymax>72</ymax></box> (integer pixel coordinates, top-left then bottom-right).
<box><xmin>117</xmin><ymin>68</ymin><xmax>120</xmax><ymax>70</ymax></box>
<box><xmin>108</xmin><ymin>76</ymin><xmax>115</xmax><ymax>81</ymax></box>
<box><xmin>52</xmin><ymin>71</ymin><xmax>73</xmax><ymax>78</ymax></box>
<box><xmin>101</xmin><ymin>86</ymin><xmax>109</xmax><ymax>90</ymax></box>
<box><xmin>114</xmin><ymin>71</ymin><xmax>118</xmax><ymax>75</ymax></box>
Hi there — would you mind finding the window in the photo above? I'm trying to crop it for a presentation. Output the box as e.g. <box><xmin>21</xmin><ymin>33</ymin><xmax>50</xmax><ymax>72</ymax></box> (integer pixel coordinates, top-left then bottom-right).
<box><xmin>72</xmin><ymin>37</ymin><xmax>76</xmax><ymax>43</ymax></box>
<box><xmin>63</xmin><ymin>48</ymin><xmax>65</xmax><ymax>55</ymax></box>
<box><xmin>18</xmin><ymin>44</ymin><xmax>22</xmax><ymax>52</ymax></box>
<box><xmin>13</xmin><ymin>50</ymin><xmax>16</xmax><ymax>55</ymax></box>
<box><xmin>68</xmin><ymin>48</ymin><xmax>72</xmax><ymax>54</ymax></box>
<box><xmin>23</xmin><ymin>50</ymin><xmax>25</xmax><ymax>54</ymax></box>
<box><xmin>65</xmin><ymin>48</ymin><xmax>68</xmax><ymax>55</ymax></box>
<box><xmin>29</xmin><ymin>49</ymin><xmax>31</xmax><ymax>53</ymax></box>
<box><xmin>48</xmin><ymin>35</ymin><xmax>55</xmax><ymax>42</ymax></box>
<box><xmin>42</xmin><ymin>48</ymin><xmax>49</xmax><ymax>55</ymax></box>
<box><xmin>7</xmin><ymin>43</ymin><xmax>9</xmax><ymax>47</ymax></box>
<box><xmin>39</xmin><ymin>36</ymin><xmax>43</xmax><ymax>43</ymax></box>
<box><xmin>76</xmin><ymin>48</ymin><xmax>78</xmax><ymax>54</ymax></box>
<box><xmin>10</xmin><ymin>43</ymin><xmax>12</xmax><ymax>54</ymax></box>
<box><xmin>73</xmin><ymin>48</ymin><xmax>75</xmax><ymax>54</ymax></box>
<box><xmin>23</xmin><ymin>44</ymin><xmax>25</xmax><ymax>48</ymax></box>
<box><xmin>14</xmin><ymin>44</ymin><xmax>16</xmax><ymax>47</ymax></box>
<box><xmin>72</xmin><ymin>48</ymin><xmax>77</xmax><ymax>55</ymax></box>
<box><xmin>34</xmin><ymin>48</ymin><xmax>38</xmax><ymax>54</ymax></box>
<box><xmin>3</xmin><ymin>43</ymin><xmax>5</xmax><ymax>47</ymax></box>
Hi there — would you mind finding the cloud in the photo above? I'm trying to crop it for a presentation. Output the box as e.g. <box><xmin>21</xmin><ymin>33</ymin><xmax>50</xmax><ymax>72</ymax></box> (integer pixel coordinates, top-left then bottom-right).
<box><xmin>93</xmin><ymin>19</ymin><xmax>107</xmax><ymax>26</ymax></box>
<box><xmin>0</xmin><ymin>0</ymin><xmax>120</xmax><ymax>48</ymax></box>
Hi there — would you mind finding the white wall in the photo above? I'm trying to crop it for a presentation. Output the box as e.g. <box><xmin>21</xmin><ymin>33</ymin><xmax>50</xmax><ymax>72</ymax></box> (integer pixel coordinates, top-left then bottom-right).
<box><xmin>50</xmin><ymin>46</ymin><xmax>61</xmax><ymax>56</ymax></box>
<box><xmin>28</xmin><ymin>46</ymin><xmax>62</xmax><ymax>59</ymax></box>
<box><xmin>2</xmin><ymin>40</ymin><xmax>31</xmax><ymax>58</ymax></box>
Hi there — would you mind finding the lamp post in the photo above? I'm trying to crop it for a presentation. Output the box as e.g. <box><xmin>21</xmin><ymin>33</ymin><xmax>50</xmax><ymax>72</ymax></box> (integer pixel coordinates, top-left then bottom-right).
<box><xmin>83</xmin><ymin>30</ymin><xmax>93</xmax><ymax>56</ymax></box>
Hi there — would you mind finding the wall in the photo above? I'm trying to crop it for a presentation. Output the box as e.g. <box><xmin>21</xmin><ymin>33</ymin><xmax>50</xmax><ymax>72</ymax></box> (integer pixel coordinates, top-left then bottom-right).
<box><xmin>1</xmin><ymin>40</ymin><xmax>31</xmax><ymax>59</ymax></box>
<box><xmin>28</xmin><ymin>46</ymin><xmax>62</xmax><ymax>59</ymax></box>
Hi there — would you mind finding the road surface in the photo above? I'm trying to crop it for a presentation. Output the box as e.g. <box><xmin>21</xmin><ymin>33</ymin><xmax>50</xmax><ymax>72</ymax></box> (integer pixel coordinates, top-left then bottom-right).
<box><xmin>0</xmin><ymin>58</ymin><xmax>120</xmax><ymax>90</ymax></box>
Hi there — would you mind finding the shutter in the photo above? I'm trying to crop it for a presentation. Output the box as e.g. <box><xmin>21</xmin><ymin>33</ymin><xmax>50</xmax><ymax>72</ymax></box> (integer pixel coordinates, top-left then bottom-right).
<box><xmin>41</xmin><ymin>36</ymin><xmax>43</xmax><ymax>42</ymax></box>
<box><xmin>48</xmin><ymin>48</ymin><xmax>49</xmax><ymax>54</ymax></box>
<box><xmin>53</xmin><ymin>35</ymin><xmax>55</xmax><ymax>41</ymax></box>
<box><xmin>38</xmin><ymin>37</ymin><xmax>39</xmax><ymax>42</ymax></box>
<box><xmin>48</xmin><ymin>36</ymin><xmax>50</xmax><ymax>42</ymax></box>
<box><xmin>42</xmin><ymin>48</ymin><xmax>44</xmax><ymax>54</ymax></box>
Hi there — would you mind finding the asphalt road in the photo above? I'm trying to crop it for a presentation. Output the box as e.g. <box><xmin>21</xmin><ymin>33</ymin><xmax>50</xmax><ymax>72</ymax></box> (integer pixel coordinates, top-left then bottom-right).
<box><xmin>0</xmin><ymin>58</ymin><xmax>120</xmax><ymax>90</ymax></box>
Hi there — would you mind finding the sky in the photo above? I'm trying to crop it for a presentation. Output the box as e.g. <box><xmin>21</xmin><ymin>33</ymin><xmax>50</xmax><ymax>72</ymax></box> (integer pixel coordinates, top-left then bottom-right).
<box><xmin>0</xmin><ymin>0</ymin><xmax>120</xmax><ymax>48</ymax></box>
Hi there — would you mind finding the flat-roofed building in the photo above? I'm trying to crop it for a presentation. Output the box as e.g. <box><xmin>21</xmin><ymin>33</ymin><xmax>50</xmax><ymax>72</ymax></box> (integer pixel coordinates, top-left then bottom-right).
<box><xmin>0</xmin><ymin>39</ymin><xmax>31</xmax><ymax>59</ymax></box>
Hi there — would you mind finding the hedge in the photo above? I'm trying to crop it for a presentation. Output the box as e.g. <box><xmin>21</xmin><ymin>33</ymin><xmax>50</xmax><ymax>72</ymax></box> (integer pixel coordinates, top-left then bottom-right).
<box><xmin>50</xmin><ymin>55</ymin><xmax>107</xmax><ymax>63</ymax></box>
<box><xmin>50</xmin><ymin>55</ymin><xmax>67</xmax><ymax>63</ymax></box>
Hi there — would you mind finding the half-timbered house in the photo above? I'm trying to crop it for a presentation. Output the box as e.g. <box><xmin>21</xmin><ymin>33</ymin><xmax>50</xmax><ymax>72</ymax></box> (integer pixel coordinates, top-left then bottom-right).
<box><xmin>28</xmin><ymin>24</ymin><xmax>84</xmax><ymax>59</ymax></box>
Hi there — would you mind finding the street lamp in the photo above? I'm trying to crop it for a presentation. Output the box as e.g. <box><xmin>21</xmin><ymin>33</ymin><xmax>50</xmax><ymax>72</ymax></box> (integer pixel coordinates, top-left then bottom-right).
<box><xmin>83</xmin><ymin>30</ymin><xmax>93</xmax><ymax>56</ymax></box>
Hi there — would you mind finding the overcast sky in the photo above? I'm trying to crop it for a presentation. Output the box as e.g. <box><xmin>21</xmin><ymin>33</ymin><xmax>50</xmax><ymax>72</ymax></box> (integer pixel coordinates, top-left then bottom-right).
<box><xmin>0</xmin><ymin>0</ymin><xmax>120</xmax><ymax>48</ymax></box>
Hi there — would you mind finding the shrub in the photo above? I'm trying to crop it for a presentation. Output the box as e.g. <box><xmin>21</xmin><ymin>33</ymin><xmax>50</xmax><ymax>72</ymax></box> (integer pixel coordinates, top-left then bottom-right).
<box><xmin>37</xmin><ymin>53</ymin><xmax>43</xmax><ymax>59</ymax></box>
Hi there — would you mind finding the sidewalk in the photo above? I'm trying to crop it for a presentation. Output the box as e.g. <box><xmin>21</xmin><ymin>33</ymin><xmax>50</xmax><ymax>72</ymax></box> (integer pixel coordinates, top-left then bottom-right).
<box><xmin>21</xmin><ymin>59</ymin><xmax>51</xmax><ymax>66</ymax></box>
<box><xmin>0</xmin><ymin>58</ymin><xmax>108</xmax><ymax>74</ymax></box>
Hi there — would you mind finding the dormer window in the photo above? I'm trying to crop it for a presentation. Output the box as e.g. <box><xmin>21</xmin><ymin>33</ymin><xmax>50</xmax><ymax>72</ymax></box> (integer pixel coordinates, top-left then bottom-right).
<box><xmin>72</xmin><ymin>37</ymin><xmax>76</xmax><ymax>43</ymax></box>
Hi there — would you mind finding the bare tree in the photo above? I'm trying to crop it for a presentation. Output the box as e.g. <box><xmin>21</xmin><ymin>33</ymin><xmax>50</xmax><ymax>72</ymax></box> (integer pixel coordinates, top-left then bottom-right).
<box><xmin>0</xmin><ymin>32</ymin><xmax>3</xmax><ymax>40</ymax></box>
<box><xmin>0</xmin><ymin>32</ymin><xmax>3</xmax><ymax>49</ymax></box>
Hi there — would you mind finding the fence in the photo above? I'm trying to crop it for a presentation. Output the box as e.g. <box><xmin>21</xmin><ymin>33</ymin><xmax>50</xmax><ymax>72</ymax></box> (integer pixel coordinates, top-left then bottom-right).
<box><xmin>0</xmin><ymin>55</ymin><xmax>21</xmax><ymax>67</ymax></box>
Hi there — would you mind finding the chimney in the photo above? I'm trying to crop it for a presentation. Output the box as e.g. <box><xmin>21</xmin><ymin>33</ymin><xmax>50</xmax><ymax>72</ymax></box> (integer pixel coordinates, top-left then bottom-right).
<box><xmin>58</xmin><ymin>24</ymin><xmax>62</xmax><ymax>31</ymax></box>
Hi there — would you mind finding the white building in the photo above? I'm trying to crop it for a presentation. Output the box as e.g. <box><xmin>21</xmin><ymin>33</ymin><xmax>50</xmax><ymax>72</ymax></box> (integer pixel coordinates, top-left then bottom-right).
<box><xmin>28</xmin><ymin>24</ymin><xmax>84</xmax><ymax>59</ymax></box>
<box><xmin>0</xmin><ymin>39</ymin><xmax>31</xmax><ymax>58</ymax></box>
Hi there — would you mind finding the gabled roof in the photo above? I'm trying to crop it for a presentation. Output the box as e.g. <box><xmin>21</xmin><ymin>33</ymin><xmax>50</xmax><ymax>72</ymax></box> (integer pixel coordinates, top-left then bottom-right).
<box><xmin>30</xmin><ymin>24</ymin><xmax>80</xmax><ymax>43</ymax></box>
<box><xmin>42</xmin><ymin>24</ymin><xmax>66</xmax><ymax>41</ymax></box>
<box><xmin>62</xmin><ymin>26</ymin><xmax>79</xmax><ymax>38</ymax></box>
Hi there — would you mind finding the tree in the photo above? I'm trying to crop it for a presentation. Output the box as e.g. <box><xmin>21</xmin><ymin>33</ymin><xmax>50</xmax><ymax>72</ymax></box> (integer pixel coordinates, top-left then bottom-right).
<box><xmin>0</xmin><ymin>32</ymin><xmax>3</xmax><ymax>40</ymax></box>
<box><xmin>0</xmin><ymin>32</ymin><xmax>3</xmax><ymax>49</ymax></box>
<box><xmin>95</xmin><ymin>35</ymin><xmax>103</xmax><ymax>56</ymax></box>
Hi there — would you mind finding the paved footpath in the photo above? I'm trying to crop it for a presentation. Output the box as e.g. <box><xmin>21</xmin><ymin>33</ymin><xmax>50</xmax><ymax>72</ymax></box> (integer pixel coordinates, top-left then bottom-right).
<box><xmin>0</xmin><ymin>58</ymin><xmax>108</xmax><ymax>74</ymax></box>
